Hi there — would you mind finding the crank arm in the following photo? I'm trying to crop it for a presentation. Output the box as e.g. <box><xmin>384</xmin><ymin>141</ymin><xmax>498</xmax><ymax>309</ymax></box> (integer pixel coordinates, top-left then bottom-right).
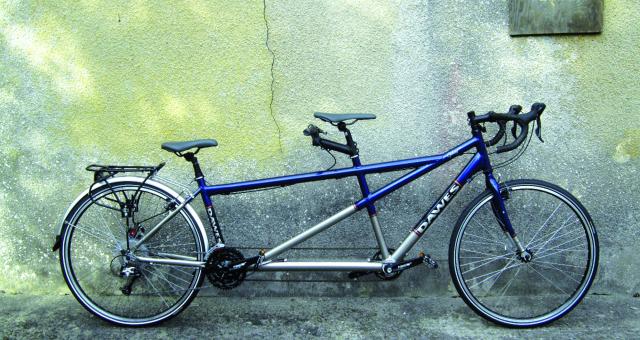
<box><xmin>382</xmin><ymin>253</ymin><xmax>438</xmax><ymax>274</ymax></box>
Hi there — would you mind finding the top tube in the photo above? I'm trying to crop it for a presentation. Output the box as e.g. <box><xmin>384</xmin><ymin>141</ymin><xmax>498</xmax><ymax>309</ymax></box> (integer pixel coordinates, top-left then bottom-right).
<box><xmin>201</xmin><ymin>137</ymin><xmax>482</xmax><ymax>196</ymax></box>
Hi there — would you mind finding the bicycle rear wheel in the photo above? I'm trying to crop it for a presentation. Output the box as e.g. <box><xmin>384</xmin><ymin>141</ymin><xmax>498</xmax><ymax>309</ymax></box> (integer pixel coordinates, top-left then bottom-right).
<box><xmin>59</xmin><ymin>178</ymin><xmax>206</xmax><ymax>326</ymax></box>
<box><xmin>449</xmin><ymin>179</ymin><xmax>598</xmax><ymax>327</ymax></box>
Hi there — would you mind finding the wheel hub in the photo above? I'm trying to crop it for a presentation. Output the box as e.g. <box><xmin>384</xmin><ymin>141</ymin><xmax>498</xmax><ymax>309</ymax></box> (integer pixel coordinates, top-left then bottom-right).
<box><xmin>518</xmin><ymin>249</ymin><xmax>534</xmax><ymax>263</ymax></box>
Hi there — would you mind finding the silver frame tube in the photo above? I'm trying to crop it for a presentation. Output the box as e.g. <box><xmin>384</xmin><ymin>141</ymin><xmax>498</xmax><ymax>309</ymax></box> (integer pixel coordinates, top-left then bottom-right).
<box><xmin>132</xmin><ymin>196</ymin><xmax>195</xmax><ymax>252</ymax></box>
<box><xmin>257</xmin><ymin>261</ymin><xmax>382</xmax><ymax>271</ymax></box>
<box><xmin>135</xmin><ymin>256</ymin><xmax>382</xmax><ymax>272</ymax></box>
<box><xmin>135</xmin><ymin>256</ymin><xmax>205</xmax><ymax>267</ymax></box>
<box><xmin>132</xmin><ymin>203</ymin><xmax>404</xmax><ymax>272</ymax></box>
<box><xmin>369</xmin><ymin>214</ymin><xmax>390</xmax><ymax>259</ymax></box>
<box><xmin>263</xmin><ymin>205</ymin><xmax>358</xmax><ymax>261</ymax></box>
<box><xmin>156</xmin><ymin>253</ymin><xmax>199</xmax><ymax>261</ymax></box>
<box><xmin>392</xmin><ymin>232</ymin><xmax>419</xmax><ymax>262</ymax></box>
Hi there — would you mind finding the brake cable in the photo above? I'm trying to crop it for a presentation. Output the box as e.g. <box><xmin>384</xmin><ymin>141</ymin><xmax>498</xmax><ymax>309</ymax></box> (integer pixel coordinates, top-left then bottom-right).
<box><xmin>324</xmin><ymin>149</ymin><xmax>337</xmax><ymax>171</ymax></box>
<box><xmin>492</xmin><ymin>125</ymin><xmax>534</xmax><ymax>170</ymax></box>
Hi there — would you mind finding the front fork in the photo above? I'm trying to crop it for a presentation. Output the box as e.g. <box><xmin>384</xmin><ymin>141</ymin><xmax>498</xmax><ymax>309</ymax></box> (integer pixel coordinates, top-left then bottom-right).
<box><xmin>485</xmin><ymin>173</ymin><xmax>531</xmax><ymax>262</ymax></box>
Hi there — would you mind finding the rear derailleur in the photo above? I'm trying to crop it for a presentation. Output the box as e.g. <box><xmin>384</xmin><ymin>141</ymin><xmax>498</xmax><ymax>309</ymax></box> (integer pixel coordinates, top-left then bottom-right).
<box><xmin>110</xmin><ymin>254</ymin><xmax>142</xmax><ymax>296</ymax></box>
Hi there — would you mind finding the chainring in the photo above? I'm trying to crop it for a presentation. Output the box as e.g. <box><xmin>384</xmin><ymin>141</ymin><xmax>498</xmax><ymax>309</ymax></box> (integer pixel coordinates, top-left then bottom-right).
<box><xmin>372</xmin><ymin>248</ymin><xmax>401</xmax><ymax>281</ymax></box>
<box><xmin>205</xmin><ymin>247</ymin><xmax>246</xmax><ymax>290</ymax></box>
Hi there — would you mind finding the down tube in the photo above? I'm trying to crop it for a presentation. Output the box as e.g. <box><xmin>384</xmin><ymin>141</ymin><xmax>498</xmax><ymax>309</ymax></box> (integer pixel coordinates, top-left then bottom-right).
<box><xmin>391</xmin><ymin>153</ymin><xmax>483</xmax><ymax>262</ymax></box>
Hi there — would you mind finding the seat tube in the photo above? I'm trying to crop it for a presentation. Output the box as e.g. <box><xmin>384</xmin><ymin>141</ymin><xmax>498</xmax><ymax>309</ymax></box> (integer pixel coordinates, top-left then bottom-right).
<box><xmin>198</xmin><ymin>176</ymin><xmax>224</xmax><ymax>244</ymax></box>
<box><xmin>352</xmin><ymin>155</ymin><xmax>390</xmax><ymax>258</ymax></box>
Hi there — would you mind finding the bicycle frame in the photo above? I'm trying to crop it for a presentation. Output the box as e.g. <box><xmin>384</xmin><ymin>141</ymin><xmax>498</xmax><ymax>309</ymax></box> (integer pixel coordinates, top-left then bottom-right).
<box><xmin>133</xmin><ymin>128</ymin><xmax>523</xmax><ymax>272</ymax></box>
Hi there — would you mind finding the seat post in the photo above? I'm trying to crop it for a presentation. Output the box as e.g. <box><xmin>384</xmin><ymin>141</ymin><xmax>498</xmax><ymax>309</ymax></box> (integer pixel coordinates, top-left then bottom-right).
<box><xmin>337</xmin><ymin>122</ymin><xmax>358</xmax><ymax>156</ymax></box>
<box><xmin>182</xmin><ymin>152</ymin><xmax>204</xmax><ymax>180</ymax></box>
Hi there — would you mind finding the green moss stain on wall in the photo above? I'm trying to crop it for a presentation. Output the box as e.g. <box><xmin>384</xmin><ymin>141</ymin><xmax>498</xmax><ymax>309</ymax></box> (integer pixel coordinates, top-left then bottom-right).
<box><xmin>70</xmin><ymin>2</ymin><xmax>283</xmax><ymax>160</ymax></box>
<box><xmin>0</xmin><ymin>0</ymin><xmax>280</xmax><ymax>293</ymax></box>
<box><xmin>2</xmin><ymin>1</ymin><xmax>637</xmax><ymax>295</ymax></box>
<box><xmin>613</xmin><ymin>129</ymin><xmax>640</xmax><ymax>163</ymax></box>
<box><xmin>2</xmin><ymin>1</ymin><xmax>282</xmax><ymax>161</ymax></box>
<box><xmin>0</xmin><ymin>1</ymin><xmax>398</xmax><ymax>293</ymax></box>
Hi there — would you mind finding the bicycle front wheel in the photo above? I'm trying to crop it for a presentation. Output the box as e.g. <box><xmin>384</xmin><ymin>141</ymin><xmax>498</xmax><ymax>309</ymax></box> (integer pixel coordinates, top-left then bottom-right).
<box><xmin>449</xmin><ymin>179</ymin><xmax>598</xmax><ymax>327</ymax></box>
<box><xmin>59</xmin><ymin>178</ymin><xmax>207</xmax><ymax>326</ymax></box>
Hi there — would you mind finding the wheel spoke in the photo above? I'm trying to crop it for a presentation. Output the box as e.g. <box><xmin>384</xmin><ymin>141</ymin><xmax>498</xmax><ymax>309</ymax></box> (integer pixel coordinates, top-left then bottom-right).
<box><xmin>98</xmin><ymin>208</ymin><xmax>126</xmax><ymax>238</ymax></box>
<box><xmin>141</xmin><ymin>267</ymin><xmax>190</xmax><ymax>292</ymax></box>
<box><xmin>452</xmin><ymin>182</ymin><xmax>597</xmax><ymax>325</ymax></box>
<box><xmin>529</xmin><ymin>215</ymin><xmax>581</xmax><ymax>250</ymax></box>
<box><xmin>534</xmin><ymin>259</ymin><xmax>585</xmax><ymax>269</ymax></box>
<box><xmin>461</xmin><ymin>248</ymin><xmax>511</xmax><ymax>258</ymax></box>
<box><xmin>68</xmin><ymin>222</ymin><xmax>119</xmax><ymax>246</ymax></box>
<box><xmin>530</xmin><ymin>262</ymin><xmax>583</xmax><ymax>284</ymax></box>
<box><xmin>525</xmin><ymin>202</ymin><xmax>562</xmax><ymax>248</ymax></box>
<box><xmin>495</xmin><ymin>265</ymin><xmax>522</xmax><ymax>305</ymax></box>
<box><xmin>461</xmin><ymin>253</ymin><xmax>514</xmax><ymax>274</ymax></box>
<box><xmin>464</xmin><ymin>232</ymin><xmax>507</xmax><ymax>246</ymax></box>
<box><xmin>535</xmin><ymin>234</ymin><xmax>586</xmax><ymax>257</ymax></box>
<box><xmin>472</xmin><ymin>219</ymin><xmax>503</xmax><ymax>243</ymax></box>
<box><xmin>534</xmin><ymin>244</ymin><xmax>586</xmax><ymax>260</ymax></box>
<box><xmin>466</xmin><ymin>261</ymin><xmax>521</xmax><ymax>290</ymax></box>
<box><xmin>529</xmin><ymin>227</ymin><xmax>583</xmax><ymax>251</ymax></box>
<box><xmin>61</xmin><ymin>183</ymin><xmax>203</xmax><ymax>325</ymax></box>
<box><xmin>140</xmin><ymin>274</ymin><xmax>171</xmax><ymax>308</ymax></box>
<box><xmin>145</xmin><ymin>226</ymin><xmax>191</xmax><ymax>247</ymax></box>
<box><xmin>480</xmin><ymin>257</ymin><xmax>518</xmax><ymax>293</ymax></box>
<box><xmin>529</xmin><ymin>264</ymin><xmax>569</xmax><ymax>295</ymax></box>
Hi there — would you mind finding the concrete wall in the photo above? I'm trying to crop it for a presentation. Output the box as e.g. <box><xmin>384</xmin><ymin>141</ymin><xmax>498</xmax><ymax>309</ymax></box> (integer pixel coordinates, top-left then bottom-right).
<box><xmin>0</xmin><ymin>1</ymin><xmax>638</xmax><ymax>296</ymax></box>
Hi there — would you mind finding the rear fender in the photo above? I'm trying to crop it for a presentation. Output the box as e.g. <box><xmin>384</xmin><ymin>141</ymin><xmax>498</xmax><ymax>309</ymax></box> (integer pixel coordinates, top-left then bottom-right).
<box><xmin>52</xmin><ymin>176</ymin><xmax>208</xmax><ymax>252</ymax></box>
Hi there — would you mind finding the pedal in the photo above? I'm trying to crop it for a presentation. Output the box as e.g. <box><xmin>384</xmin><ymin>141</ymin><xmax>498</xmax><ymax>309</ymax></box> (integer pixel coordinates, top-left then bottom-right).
<box><xmin>423</xmin><ymin>254</ymin><xmax>438</xmax><ymax>269</ymax></box>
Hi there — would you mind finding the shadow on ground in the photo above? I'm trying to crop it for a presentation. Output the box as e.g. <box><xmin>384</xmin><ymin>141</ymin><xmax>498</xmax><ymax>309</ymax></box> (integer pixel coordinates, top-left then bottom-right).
<box><xmin>1</xmin><ymin>293</ymin><xmax>638</xmax><ymax>339</ymax></box>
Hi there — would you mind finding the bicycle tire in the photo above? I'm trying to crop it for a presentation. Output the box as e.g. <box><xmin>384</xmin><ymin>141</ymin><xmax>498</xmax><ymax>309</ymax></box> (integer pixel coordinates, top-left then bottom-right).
<box><xmin>59</xmin><ymin>177</ymin><xmax>207</xmax><ymax>326</ymax></box>
<box><xmin>449</xmin><ymin>179</ymin><xmax>598</xmax><ymax>327</ymax></box>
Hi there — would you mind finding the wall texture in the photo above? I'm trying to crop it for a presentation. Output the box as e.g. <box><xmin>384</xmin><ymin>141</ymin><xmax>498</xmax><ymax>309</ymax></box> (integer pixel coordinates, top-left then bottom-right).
<box><xmin>0</xmin><ymin>1</ymin><xmax>638</xmax><ymax>296</ymax></box>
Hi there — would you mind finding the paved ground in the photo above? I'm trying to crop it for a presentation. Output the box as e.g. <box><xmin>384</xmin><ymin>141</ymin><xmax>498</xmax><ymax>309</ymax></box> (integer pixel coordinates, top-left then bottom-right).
<box><xmin>1</xmin><ymin>293</ymin><xmax>638</xmax><ymax>339</ymax></box>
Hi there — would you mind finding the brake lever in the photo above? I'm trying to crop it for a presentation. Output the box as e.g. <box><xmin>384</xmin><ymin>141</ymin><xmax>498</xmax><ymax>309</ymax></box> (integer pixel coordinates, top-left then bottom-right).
<box><xmin>507</xmin><ymin>105</ymin><xmax>522</xmax><ymax>138</ymax></box>
<box><xmin>535</xmin><ymin>117</ymin><xmax>544</xmax><ymax>142</ymax></box>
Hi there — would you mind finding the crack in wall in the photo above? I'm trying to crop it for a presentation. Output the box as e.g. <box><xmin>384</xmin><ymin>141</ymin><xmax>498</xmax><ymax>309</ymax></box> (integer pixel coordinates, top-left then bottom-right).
<box><xmin>263</xmin><ymin>0</ymin><xmax>283</xmax><ymax>153</ymax></box>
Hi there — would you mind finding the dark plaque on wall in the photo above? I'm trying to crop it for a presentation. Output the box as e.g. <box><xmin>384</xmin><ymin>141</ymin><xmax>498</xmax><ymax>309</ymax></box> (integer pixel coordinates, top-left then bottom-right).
<box><xmin>509</xmin><ymin>0</ymin><xmax>603</xmax><ymax>36</ymax></box>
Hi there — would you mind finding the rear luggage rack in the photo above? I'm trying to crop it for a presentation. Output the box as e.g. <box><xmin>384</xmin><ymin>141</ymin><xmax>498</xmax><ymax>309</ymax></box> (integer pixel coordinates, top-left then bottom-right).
<box><xmin>85</xmin><ymin>162</ymin><xmax>166</xmax><ymax>216</ymax></box>
<box><xmin>86</xmin><ymin>163</ymin><xmax>165</xmax><ymax>182</ymax></box>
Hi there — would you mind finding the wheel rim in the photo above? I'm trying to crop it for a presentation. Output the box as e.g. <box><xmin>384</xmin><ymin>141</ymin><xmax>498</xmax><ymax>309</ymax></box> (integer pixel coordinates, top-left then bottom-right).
<box><xmin>453</xmin><ymin>183</ymin><xmax>597</xmax><ymax>326</ymax></box>
<box><xmin>61</xmin><ymin>184</ymin><xmax>204</xmax><ymax>325</ymax></box>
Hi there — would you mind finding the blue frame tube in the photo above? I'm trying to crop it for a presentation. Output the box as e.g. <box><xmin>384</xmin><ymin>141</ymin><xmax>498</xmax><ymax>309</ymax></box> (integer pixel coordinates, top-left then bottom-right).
<box><xmin>201</xmin><ymin>137</ymin><xmax>480</xmax><ymax>196</ymax></box>
<box><xmin>136</xmin><ymin>134</ymin><xmax>506</xmax><ymax>267</ymax></box>
<box><xmin>351</xmin><ymin>155</ymin><xmax>376</xmax><ymax>215</ymax></box>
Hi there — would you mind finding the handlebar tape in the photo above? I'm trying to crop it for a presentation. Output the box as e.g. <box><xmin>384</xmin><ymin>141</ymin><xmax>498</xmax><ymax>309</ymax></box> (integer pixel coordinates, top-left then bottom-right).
<box><xmin>496</xmin><ymin>103</ymin><xmax>545</xmax><ymax>153</ymax></box>
<box><xmin>473</xmin><ymin>103</ymin><xmax>545</xmax><ymax>153</ymax></box>
<box><xmin>485</xmin><ymin>120</ymin><xmax>506</xmax><ymax>147</ymax></box>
